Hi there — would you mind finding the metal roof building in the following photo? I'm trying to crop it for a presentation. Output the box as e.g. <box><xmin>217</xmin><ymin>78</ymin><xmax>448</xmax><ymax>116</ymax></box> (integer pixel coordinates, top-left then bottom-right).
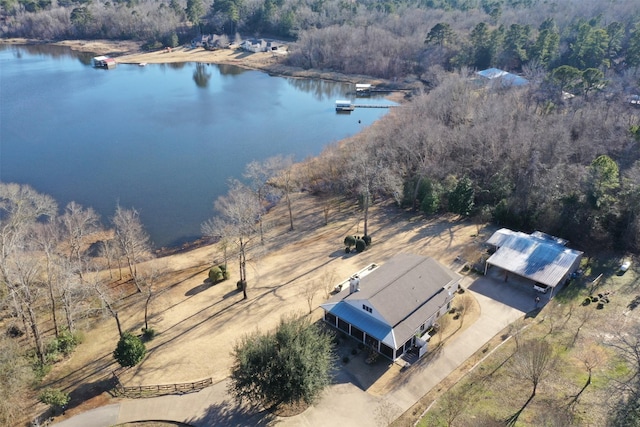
<box><xmin>321</xmin><ymin>254</ymin><xmax>460</xmax><ymax>361</ymax></box>
<box><xmin>476</xmin><ymin>68</ymin><xmax>529</xmax><ymax>87</ymax></box>
<box><xmin>485</xmin><ymin>228</ymin><xmax>583</xmax><ymax>290</ymax></box>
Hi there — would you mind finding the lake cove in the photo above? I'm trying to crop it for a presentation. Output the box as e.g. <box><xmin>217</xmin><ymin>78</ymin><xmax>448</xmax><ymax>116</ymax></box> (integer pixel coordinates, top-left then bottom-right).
<box><xmin>0</xmin><ymin>43</ymin><xmax>395</xmax><ymax>247</ymax></box>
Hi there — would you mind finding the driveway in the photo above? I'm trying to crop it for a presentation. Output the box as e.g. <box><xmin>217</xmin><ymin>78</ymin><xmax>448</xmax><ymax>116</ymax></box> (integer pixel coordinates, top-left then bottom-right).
<box><xmin>53</xmin><ymin>273</ymin><xmax>527</xmax><ymax>427</ymax></box>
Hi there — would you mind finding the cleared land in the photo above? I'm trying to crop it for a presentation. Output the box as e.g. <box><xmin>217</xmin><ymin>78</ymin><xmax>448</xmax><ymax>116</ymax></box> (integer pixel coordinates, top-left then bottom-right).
<box><xmin>39</xmin><ymin>193</ymin><xmax>485</xmax><ymax>424</ymax></box>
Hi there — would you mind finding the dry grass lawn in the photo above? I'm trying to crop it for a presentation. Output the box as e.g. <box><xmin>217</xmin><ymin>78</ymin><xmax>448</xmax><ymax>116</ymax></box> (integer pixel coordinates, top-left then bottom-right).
<box><xmin>38</xmin><ymin>192</ymin><xmax>487</xmax><ymax>423</ymax></box>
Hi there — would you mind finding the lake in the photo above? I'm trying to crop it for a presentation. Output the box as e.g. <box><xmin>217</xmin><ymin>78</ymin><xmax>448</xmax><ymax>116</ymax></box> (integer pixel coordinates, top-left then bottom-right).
<box><xmin>0</xmin><ymin>44</ymin><xmax>394</xmax><ymax>247</ymax></box>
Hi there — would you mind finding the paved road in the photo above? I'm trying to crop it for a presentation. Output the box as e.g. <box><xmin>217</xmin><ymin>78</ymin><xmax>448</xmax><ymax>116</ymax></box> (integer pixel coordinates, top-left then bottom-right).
<box><xmin>53</xmin><ymin>276</ymin><xmax>527</xmax><ymax>427</ymax></box>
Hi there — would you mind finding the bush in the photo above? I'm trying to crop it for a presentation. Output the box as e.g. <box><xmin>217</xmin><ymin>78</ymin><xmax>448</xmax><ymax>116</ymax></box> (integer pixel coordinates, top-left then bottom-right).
<box><xmin>345</xmin><ymin>247</ymin><xmax>351</xmax><ymax>253</ymax></box>
<box><xmin>142</xmin><ymin>328</ymin><xmax>156</xmax><ymax>341</ymax></box>
<box><xmin>363</xmin><ymin>235</ymin><xmax>372</xmax><ymax>246</ymax></box>
<box><xmin>355</xmin><ymin>239</ymin><xmax>366</xmax><ymax>252</ymax></box>
<box><xmin>113</xmin><ymin>332</ymin><xmax>146</xmax><ymax>368</ymax></box>
<box><xmin>342</xmin><ymin>356</ymin><xmax>350</xmax><ymax>364</ymax></box>
<box><xmin>39</xmin><ymin>388</ymin><xmax>70</xmax><ymax>413</ymax></box>
<box><xmin>209</xmin><ymin>266</ymin><xmax>223</xmax><ymax>283</ymax></box>
<box><xmin>55</xmin><ymin>329</ymin><xmax>79</xmax><ymax>356</ymax></box>
<box><xmin>344</xmin><ymin>235</ymin><xmax>356</xmax><ymax>248</ymax></box>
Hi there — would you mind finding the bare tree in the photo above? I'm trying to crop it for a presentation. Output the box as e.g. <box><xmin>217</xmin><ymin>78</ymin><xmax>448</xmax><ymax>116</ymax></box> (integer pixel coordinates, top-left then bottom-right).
<box><xmin>506</xmin><ymin>339</ymin><xmax>557</xmax><ymax>425</ymax></box>
<box><xmin>9</xmin><ymin>252</ymin><xmax>47</xmax><ymax>363</ymax></box>
<box><xmin>205</xmin><ymin>180</ymin><xmax>261</xmax><ymax>300</ymax></box>
<box><xmin>99</xmin><ymin>237</ymin><xmax>121</xmax><ymax>280</ymax></box>
<box><xmin>269</xmin><ymin>155</ymin><xmax>297</xmax><ymax>231</ymax></box>
<box><xmin>345</xmin><ymin>140</ymin><xmax>403</xmax><ymax>237</ymax></box>
<box><xmin>93</xmin><ymin>275</ymin><xmax>123</xmax><ymax>337</ymax></box>
<box><xmin>0</xmin><ymin>336</ymin><xmax>34</xmax><ymax>426</ymax></box>
<box><xmin>138</xmin><ymin>265</ymin><xmax>162</xmax><ymax>331</ymax></box>
<box><xmin>567</xmin><ymin>340</ymin><xmax>607</xmax><ymax>410</ymax></box>
<box><xmin>0</xmin><ymin>183</ymin><xmax>56</xmax><ymax>363</ymax></box>
<box><xmin>112</xmin><ymin>205</ymin><xmax>152</xmax><ymax>293</ymax></box>
<box><xmin>244</xmin><ymin>157</ymin><xmax>282</xmax><ymax>244</ymax></box>
<box><xmin>435</xmin><ymin>382</ymin><xmax>479</xmax><ymax>427</ymax></box>
<box><xmin>320</xmin><ymin>268</ymin><xmax>338</xmax><ymax>300</ymax></box>
<box><xmin>59</xmin><ymin>201</ymin><xmax>101</xmax><ymax>280</ymax></box>
<box><xmin>303</xmin><ymin>280</ymin><xmax>317</xmax><ymax>314</ymax></box>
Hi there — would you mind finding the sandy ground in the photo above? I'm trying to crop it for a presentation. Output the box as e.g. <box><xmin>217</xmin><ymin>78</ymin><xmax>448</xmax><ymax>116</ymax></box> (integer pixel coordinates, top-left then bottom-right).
<box><xmin>39</xmin><ymin>192</ymin><xmax>487</xmax><ymax>423</ymax></box>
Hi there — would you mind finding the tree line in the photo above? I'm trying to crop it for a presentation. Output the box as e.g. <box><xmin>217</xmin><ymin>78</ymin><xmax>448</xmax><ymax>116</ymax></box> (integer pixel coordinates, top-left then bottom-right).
<box><xmin>3</xmin><ymin>0</ymin><xmax>640</xmax><ymax>83</ymax></box>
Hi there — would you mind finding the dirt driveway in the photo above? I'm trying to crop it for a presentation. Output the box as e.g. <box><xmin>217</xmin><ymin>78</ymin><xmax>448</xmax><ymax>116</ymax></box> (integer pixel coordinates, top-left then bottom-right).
<box><xmin>43</xmin><ymin>193</ymin><xmax>486</xmax><ymax>422</ymax></box>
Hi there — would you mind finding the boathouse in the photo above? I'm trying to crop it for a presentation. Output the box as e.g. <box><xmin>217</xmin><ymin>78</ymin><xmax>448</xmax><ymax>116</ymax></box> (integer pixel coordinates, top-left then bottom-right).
<box><xmin>321</xmin><ymin>254</ymin><xmax>460</xmax><ymax>361</ymax></box>
<box><xmin>92</xmin><ymin>56</ymin><xmax>116</xmax><ymax>69</ymax></box>
<box><xmin>335</xmin><ymin>100</ymin><xmax>354</xmax><ymax>111</ymax></box>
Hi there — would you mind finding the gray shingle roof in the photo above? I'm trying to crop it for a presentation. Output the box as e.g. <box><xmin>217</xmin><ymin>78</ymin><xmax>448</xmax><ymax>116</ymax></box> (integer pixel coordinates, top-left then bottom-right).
<box><xmin>322</xmin><ymin>254</ymin><xmax>460</xmax><ymax>349</ymax></box>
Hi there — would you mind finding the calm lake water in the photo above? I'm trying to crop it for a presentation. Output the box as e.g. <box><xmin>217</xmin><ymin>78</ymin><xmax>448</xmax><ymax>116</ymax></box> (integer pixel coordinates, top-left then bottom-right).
<box><xmin>0</xmin><ymin>44</ymin><xmax>395</xmax><ymax>247</ymax></box>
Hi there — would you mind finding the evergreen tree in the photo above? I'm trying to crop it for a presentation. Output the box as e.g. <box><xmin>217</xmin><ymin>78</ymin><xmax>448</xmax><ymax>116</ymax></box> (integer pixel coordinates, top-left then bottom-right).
<box><xmin>229</xmin><ymin>315</ymin><xmax>334</xmax><ymax>408</ymax></box>
<box><xmin>113</xmin><ymin>332</ymin><xmax>146</xmax><ymax>368</ymax></box>
<box><xmin>448</xmin><ymin>176</ymin><xmax>475</xmax><ymax>217</ymax></box>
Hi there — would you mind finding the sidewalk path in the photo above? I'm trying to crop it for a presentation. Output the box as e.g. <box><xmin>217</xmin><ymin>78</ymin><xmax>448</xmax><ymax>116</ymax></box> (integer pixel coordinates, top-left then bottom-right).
<box><xmin>53</xmin><ymin>280</ymin><xmax>525</xmax><ymax>427</ymax></box>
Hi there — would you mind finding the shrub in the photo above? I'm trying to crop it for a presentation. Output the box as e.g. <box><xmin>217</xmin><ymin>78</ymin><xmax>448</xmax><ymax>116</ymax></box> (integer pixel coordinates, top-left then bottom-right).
<box><xmin>209</xmin><ymin>266</ymin><xmax>223</xmax><ymax>283</ymax></box>
<box><xmin>55</xmin><ymin>329</ymin><xmax>79</xmax><ymax>356</ymax></box>
<box><xmin>39</xmin><ymin>388</ymin><xmax>70</xmax><ymax>413</ymax></box>
<box><xmin>113</xmin><ymin>332</ymin><xmax>146</xmax><ymax>368</ymax></box>
<box><xmin>344</xmin><ymin>235</ymin><xmax>356</xmax><ymax>248</ymax></box>
<box><xmin>342</xmin><ymin>356</ymin><xmax>350</xmax><ymax>364</ymax></box>
<box><xmin>142</xmin><ymin>328</ymin><xmax>156</xmax><ymax>341</ymax></box>
<box><xmin>355</xmin><ymin>239</ymin><xmax>366</xmax><ymax>252</ymax></box>
<box><xmin>363</xmin><ymin>235</ymin><xmax>372</xmax><ymax>246</ymax></box>
<box><xmin>345</xmin><ymin>247</ymin><xmax>351</xmax><ymax>253</ymax></box>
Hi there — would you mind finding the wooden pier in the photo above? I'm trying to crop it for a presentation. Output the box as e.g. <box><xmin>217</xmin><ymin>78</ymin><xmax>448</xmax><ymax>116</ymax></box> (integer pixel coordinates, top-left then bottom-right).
<box><xmin>353</xmin><ymin>104</ymin><xmax>395</xmax><ymax>108</ymax></box>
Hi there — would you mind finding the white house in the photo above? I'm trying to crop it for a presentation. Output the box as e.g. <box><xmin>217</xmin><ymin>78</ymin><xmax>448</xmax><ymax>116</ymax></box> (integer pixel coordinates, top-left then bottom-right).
<box><xmin>321</xmin><ymin>254</ymin><xmax>460</xmax><ymax>361</ymax></box>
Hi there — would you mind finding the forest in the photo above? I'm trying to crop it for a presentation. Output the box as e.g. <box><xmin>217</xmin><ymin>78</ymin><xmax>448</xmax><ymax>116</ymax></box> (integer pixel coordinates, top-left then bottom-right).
<box><xmin>1</xmin><ymin>0</ymin><xmax>640</xmax><ymax>80</ymax></box>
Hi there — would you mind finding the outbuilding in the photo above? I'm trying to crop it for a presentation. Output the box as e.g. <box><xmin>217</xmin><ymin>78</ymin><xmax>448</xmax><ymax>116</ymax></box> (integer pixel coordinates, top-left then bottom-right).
<box><xmin>321</xmin><ymin>254</ymin><xmax>460</xmax><ymax>361</ymax></box>
<box><xmin>484</xmin><ymin>228</ymin><xmax>583</xmax><ymax>298</ymax></box>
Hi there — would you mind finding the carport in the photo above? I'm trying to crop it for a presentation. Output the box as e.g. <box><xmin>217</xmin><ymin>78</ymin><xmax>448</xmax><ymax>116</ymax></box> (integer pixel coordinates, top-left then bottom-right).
<box><xmin>484</xmin><ymin>229</ymin><xmax>583</xmax><ymax>299</ymax></box>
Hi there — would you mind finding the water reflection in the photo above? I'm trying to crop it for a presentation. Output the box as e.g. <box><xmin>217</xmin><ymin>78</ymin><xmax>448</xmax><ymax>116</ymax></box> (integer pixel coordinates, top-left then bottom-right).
<box><xmin>193</xmin><ymin>63</ymin><xmax>212</xmax><ymax>88</ymax></box>
<box><xmin>286</xmin><ymin>78</ymin><xmax>351</xmax><ymax>101</ymax></box>
<box><xmin>218</xmin><ymin>63</ymin><xmax>246</xmax><ymax>76</ymax></box>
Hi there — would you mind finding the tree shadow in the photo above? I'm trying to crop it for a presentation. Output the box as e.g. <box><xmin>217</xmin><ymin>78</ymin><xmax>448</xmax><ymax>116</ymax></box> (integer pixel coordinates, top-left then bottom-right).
<box><xmin>66</xmin><ymin>375</ymin><xmax>118</xmax><ymax>412</ymax></box>
<box><xmin>185</xmin><ymin>281</ymin><xmax>211</xmax><ymax>297</ymax></box>
<box><xmin>187</xmin><ymin>399</ymin><xmax>275</xmax><ymax>426</ymax></box>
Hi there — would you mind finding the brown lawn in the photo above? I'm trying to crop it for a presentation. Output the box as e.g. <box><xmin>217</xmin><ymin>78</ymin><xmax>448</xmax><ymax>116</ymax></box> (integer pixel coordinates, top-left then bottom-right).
<box><xmin>38</xmin><ymin>192</ymin><xmax>487</xmax><ymax>423</ymax></box>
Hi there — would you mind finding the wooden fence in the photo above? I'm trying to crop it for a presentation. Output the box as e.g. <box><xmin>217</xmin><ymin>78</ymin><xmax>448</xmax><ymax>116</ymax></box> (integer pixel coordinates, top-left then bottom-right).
<box><xmin>113</xmin><ymin>372</ymin><xmax>213</xmax><ymax>398</ymax></box>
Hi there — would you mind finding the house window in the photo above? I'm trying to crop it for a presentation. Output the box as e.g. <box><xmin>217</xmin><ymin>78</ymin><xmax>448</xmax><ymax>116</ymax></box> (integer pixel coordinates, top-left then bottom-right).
<box><xmin>337</xmin><ymin>318</ymin><xmax>350</xmax><ymax>333</ymax></box>
<box><xmin>351</xmin><ymin>326</ymin><xmax>364</xmax><ymax>342</ymax></box>
<box><xmin>362</xmin><ymin>304</ymin><xmax>373</xmax><ymax>313</ymax></box>
<box><xmin>324</xmin><ymin>312</ymin><xmax>337</xmax><ymax>326</ymax></box>
<box><xmin>365</xmin><ymin>334</ymin><xmax>379</xmax><ymax>350</ymax></box>
<box><xmin>380</xmin><ymin>343</ymin><xmax>394</xmax><ymax>360</ymax></box>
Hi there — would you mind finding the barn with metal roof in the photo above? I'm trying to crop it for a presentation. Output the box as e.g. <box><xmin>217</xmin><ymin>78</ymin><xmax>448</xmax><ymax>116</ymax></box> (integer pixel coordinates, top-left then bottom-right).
<box><xmin>484</xmin><ymin>228</ymin><xmax>583</xmax><ymax>295</ymax></box>
<box><xmin>320</xmin><ymin>254</ymin><xmax>460</xmax><ymax>361</ymax></box>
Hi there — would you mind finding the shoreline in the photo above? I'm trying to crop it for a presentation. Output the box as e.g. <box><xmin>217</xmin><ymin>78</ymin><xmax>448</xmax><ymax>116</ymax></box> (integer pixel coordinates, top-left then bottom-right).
<box><xmin>1</xmin><ymin>37</ymin><xmax>418</xmax><ymax>96</ymax></box>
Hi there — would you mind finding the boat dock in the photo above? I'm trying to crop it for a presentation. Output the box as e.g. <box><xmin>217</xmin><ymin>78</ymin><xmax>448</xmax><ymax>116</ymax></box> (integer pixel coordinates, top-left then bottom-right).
<box><xmin>335</xmin><ymin>100</ymin><xmax>397</xmax><ymax>111</ymax></box>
